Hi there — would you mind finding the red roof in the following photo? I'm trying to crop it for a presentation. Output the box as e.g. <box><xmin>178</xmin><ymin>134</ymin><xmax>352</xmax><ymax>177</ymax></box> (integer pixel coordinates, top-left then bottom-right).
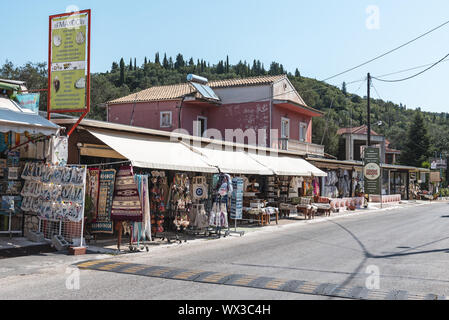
<box><xmin>336</xmin><ymin>125</ymin><xmax>380</xmax><ymax>136</ymax></box>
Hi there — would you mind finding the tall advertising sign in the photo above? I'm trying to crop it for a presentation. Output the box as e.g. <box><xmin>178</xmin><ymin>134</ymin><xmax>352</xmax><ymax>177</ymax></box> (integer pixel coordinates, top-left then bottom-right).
<box><xmin>364</xmin><ymin>147</ymin><xmax>381</xmax><ymax>195</ymax></box>
<box><xmin>47</xmin><ymin>10</ymin><xmax>90</xmax><ymax>124</ymax></box>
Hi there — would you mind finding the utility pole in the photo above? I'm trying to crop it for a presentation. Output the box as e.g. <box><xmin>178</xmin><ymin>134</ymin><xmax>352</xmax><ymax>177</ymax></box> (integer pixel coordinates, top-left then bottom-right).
<box><xmin>367</xmin><ymin>73</ymin><xmax>371</xmax><ymax>147</ymax></box>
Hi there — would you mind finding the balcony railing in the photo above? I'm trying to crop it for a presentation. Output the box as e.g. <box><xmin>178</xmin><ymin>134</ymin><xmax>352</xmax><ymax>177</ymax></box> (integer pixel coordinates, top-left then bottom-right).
<box><xmin>273</xmin><ymin>138</ymin><xmax>325</xmax><ymax>156</ymax></box>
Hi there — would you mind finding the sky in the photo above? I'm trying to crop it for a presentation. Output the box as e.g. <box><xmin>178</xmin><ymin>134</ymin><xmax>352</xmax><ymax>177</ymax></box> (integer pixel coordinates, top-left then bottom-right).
<box><xmin>1</xmin><ymin>0</ymin><xmax>448</xmax><ymax>113</ymax></box>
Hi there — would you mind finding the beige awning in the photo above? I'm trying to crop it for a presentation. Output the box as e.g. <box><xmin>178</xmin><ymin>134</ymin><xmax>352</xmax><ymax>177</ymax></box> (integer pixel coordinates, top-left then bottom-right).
<box><xmin>87</xmin><ymin>128</ymin><xmax>218</xmax><ymax>173</ymax></box>
<box><xmin>248</xmin><ymin>152</ymin><xmax>327</xmax><ymax>177</ymax></box>
<box><xmin>188</xmin><ymin>145</ymin><xmax>274</xmax><ymax>175</ymax></box>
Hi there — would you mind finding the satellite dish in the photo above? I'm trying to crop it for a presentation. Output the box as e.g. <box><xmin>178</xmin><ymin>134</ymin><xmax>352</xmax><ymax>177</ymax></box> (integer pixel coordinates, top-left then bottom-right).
<box><xmin>187</xmin><ymin>74</ymin><xmax>208</xmax><ymax>84</ymax></box>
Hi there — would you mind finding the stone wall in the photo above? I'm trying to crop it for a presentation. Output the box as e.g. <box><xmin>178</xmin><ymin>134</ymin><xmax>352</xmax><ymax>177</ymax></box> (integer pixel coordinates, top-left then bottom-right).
<box><xmin>24</xmin><ymin>214</ymin><xmax>39</xmax><ymax>234</ymax></box>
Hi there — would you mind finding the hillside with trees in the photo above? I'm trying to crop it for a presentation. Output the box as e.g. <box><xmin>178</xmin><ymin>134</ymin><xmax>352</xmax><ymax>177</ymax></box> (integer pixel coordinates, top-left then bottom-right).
<box><xmin>1</xmin><ymin>53</ymin><xmax>448</xmax><ymax>167</ymax></box>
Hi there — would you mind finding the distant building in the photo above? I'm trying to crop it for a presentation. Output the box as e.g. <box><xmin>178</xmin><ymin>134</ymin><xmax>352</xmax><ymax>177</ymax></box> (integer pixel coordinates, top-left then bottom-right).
<box><xmin>336</xmin><ymin>125</ymin><xmax>400</xmax><ymax>164</ymax></box>
<box><xmin>106</xmin><ymin>75</ymin><xmax>325</xmax><ymax>157</ymax></box>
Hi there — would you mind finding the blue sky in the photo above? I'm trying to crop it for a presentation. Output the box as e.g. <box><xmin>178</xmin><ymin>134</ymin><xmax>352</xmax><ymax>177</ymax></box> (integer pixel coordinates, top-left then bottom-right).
<box><xmin>2</xmin><ymin>0</ymin><xmax>448</xmax><ymax>113</ymax></box>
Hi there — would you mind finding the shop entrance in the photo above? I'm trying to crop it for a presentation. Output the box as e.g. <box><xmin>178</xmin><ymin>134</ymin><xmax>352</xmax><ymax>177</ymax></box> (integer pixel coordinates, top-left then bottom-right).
<box><xmin>390</xmin><ymin>171</ymin><xmax>408</xmax><ymax>200</ymax></box>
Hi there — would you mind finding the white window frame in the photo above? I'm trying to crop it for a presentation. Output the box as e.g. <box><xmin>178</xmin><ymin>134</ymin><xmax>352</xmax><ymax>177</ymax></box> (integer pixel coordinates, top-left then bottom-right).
<box><xmin>281</xmin><ymin>117</ymin><xmax>290</xmax><ymax>138</ymax></box>
<box><xmin>160</xmin><ymin>111</ymin><xmax>172</xmax><ymax>128</ymax></box>
<box><xmin>197</xmin><ymin>116</ymin><xmax>208</xmax><ymax>137</ymax></box>
<box><xmin>299</xmin><ymin>122</ymin><xmax>308</xmax><ymax>142</ymax></box>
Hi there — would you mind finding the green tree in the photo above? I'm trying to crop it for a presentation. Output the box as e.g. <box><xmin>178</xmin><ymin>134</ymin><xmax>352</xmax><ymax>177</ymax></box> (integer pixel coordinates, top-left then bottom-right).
<box><xmin>342</xmin><ymin>82</ymin><xmax>347</xmax><ymax>96</ymax></box>
<box><xmin>174</xmin><ymin>53</ymin><xmax>185</xmax><ymax>70</ymax></box>
<box><xmin>162</xmin><ymin>53</ymin><xmax>169</xmax><ymax>69</ymax></box>
<box><xmin>111</xmin><ymin>62</ymin><xmax>119</xmax><ymax>72</ymax></box>
<box><xmin>119</xmin><ymin>58</ymin><xmax>125</xmax><ymax>85</ymax></box>
<box><xmin>400</xmin><ymin>111</ymin><xmax>430</xmax><ymax>167</ymax></box>
<box><xmin>155</xmin><ymin>52</ymin><xmax>160</xmax><ymax>65</ymax></box>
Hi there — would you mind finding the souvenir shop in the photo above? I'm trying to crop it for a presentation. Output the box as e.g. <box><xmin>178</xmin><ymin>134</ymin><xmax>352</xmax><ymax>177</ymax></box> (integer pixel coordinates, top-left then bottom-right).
<box><xmin>66</xmin><ymin>127</ymin><xmax>328</xmax><ymax>249</ymax></box>
<box><xmin>306</xmin><ymin>158</ymin><xmax>366</xmax><ymax>210</ymax></box>
<box><xmin>0</xmin><ymin>100</ymin><xmax>86</xmax><ymax>246</ymax></box>
<box><xmin>82</xmin><ymin>159</ymin><xmax>328</xmax><ymax>248</ymax></box>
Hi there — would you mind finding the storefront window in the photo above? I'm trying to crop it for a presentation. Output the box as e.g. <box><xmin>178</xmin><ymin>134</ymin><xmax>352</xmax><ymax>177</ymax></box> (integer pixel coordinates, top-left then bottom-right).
<box><xmin>382</xmin><ymin>169</ymin><xmax>389</xmax><ymax>195</ymax></box>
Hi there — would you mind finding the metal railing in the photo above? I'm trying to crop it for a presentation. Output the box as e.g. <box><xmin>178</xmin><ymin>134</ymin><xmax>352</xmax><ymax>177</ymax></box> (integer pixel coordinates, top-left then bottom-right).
<box><xmin>274</xmin><ymin>138</ymin><xmax>325</xmax><ymax>156</ymax></box>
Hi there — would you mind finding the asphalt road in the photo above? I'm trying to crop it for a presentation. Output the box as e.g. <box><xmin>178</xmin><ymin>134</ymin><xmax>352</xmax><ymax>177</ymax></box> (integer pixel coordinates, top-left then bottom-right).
<box><xmin>1</xmin><ymin>201</ymin><xmax>449</xmax><ymax>300</ymax></box>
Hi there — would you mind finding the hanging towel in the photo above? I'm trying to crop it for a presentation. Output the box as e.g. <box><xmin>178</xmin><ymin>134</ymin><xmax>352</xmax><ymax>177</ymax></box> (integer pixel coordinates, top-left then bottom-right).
<box><xmin>111</xmin><ymin>166</ymin><xmax>143</xmax><ymax>222</ymax></box>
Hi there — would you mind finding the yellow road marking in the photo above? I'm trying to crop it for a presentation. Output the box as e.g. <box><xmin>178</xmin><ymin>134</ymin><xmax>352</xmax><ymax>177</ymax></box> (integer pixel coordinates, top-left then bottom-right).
<box><xmin>98</xmin><ymin>262</ymin><xmax>129</xmax><ymax>271</ymax></box>
<box><xmin>233</xmin><ymin>276</ymin><xmax>259</xmax><ymax>286</ymax></box>
<box><xmin>121</xmin><ymin>265</ymin><xmax>149</xmax><ymax>274</ymax></box>
<box><xmin>173</xmin><ymin>270</ymin><xmax>204</xmax><ymax>280</ymax></box>
<box><xmin>201</xmin><ymin>273</ymin><xmax>230</xmax><ymax>282</ymax></box>
<box><xmin>77</xmin><ymin>260</ymin><xmax>109</xmax><ymax>268</ymax></box>
<box><xmin>265</xmin><ymin>279</ymin><xmax>288</xmax><ymax>289</ymax></box>
<box><xmin>299</xmin><ymin>282</ymin><xmax>319</xmax><ymax>293</ymax></box>
<box><xmin>147</xmin><ymin>268</ymin><xmax>171</xmax><ymax>276</ymax></box>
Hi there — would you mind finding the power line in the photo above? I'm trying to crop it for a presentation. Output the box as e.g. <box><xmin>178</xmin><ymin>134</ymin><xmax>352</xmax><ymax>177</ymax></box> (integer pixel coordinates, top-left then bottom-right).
<box><xmin>372</xmin><ymin>52</ymin><xmax>449</xmax><ymax>83</ymax></box>
<box><xmin>321</xmin><ymin>19</ymin><xmax>449</xmax><ymax>82</ymax></box>
<box><xmin>376</xmin><ymin>58</ymin><xmax>449</xmax><ymax>78</ymax></box>
<box><xmin>370</xmin><ymin>82</ymin><xmax>383</xmax><ymax>101</ymax></box>
<box><xmin>344</xmin><ymin>57</ymin><xmax>449</xmax><ymax>86</ymax></box>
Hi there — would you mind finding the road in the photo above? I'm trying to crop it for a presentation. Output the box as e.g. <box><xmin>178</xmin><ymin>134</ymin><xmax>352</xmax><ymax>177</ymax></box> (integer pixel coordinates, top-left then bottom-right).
<box><xmin>1</xmin><ymin>201</ymin><xmax>449</xmax><ymax>300</ymax></box>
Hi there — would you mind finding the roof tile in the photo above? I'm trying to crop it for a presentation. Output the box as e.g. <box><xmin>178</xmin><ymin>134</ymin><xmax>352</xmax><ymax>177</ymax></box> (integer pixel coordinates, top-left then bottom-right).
<box><xmin>108</xmin><ymin>75</ymin><xmax>286</xmax><ymax>104</ymax></box>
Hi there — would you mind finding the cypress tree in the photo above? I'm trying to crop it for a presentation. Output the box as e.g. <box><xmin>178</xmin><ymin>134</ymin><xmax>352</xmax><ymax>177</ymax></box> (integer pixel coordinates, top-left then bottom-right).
<box><xmin>129</xmin><ymin>58</ymin><xmax>132</xmax><ymax>70</ymax></box>
<box><xmin>155</xmin><ymin>52</ymin><xmax>161</xmax><ymax>65</ymax></box>
<box><xmin>111</xmin><ymin>61</ymin><xmax>119</xmax><ymax>72</ymax></box>
<box><xmin>119</xmin><ymin>58</ymin><xmax>125</xmax><ymax>85</ymax></box>
<box><xmin>175</xmin><ymin>53</ymin><xmax>185</xmax><ymax>69</ymax></box>
<box><xmin>163</xmin><ymin>53</ymin><xmax>169</xmax><ymax>69</ymax></box>
<box><xmin>342</xmin><ymin>81</ymin><xmax>347</xmax><ymax>96</ymax></box>
<box><xmin>400</xmin><ymin>111</ymin><xmax>431</xmax><ymax>167</ymax></box>
<box><xmin>134</xmin><ymin>58</ymin><xmax>137</xmax><ymax>70</ymax></box>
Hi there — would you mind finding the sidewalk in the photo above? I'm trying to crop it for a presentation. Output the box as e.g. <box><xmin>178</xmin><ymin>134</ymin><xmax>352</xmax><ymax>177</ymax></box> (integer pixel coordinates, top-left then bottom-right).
<box><xmin>0</xmin><ymin>199</ymin><xmax>443</xmax><ymax>257</ymax></box>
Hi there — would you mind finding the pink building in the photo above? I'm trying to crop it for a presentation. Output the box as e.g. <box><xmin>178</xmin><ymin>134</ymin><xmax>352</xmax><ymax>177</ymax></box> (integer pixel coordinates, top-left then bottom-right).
<box><xmin>107</xmin><ymin>75</ymin><xmax>324</xmax><ymax>156</ymax></box>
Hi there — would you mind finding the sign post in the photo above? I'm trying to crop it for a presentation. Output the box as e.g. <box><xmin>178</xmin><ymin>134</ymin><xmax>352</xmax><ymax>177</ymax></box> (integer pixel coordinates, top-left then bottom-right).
<box><xmin>364</xmin><ymin>147</ymin><xmax>381</xmax><ymax>203</ymax></box>
<box><xmin>47</xmin><ymin>9</ymin><xmax>91</xmax><ymax>136</ymax></box>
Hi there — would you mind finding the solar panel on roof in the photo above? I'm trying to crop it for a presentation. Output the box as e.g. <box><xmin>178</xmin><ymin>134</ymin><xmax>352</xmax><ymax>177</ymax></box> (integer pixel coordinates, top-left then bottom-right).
<box><xmin>202</xmin><ymin>85</ymin><xmax>220</xmax><ymax>100</ymax></box>
<box><xmin>191</xmin><ymin>82</ymin><xmax>220</xmax><ymax>101</ymax></box>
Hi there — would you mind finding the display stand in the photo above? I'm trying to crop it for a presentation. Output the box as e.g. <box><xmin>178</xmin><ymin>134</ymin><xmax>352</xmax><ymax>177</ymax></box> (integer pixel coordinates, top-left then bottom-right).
<box><xmin>0</xmin><ymin>210</ymin><xmax>22</xmax><ymax>238</ymax></box>
<box><xmin>229</xmin><ymin>177</ymin><xmax>244</xmax><ymax>237</ymax></box>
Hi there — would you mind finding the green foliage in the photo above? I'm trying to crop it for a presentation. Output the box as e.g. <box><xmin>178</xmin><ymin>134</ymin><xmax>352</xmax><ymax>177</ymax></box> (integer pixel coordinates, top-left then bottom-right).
<box><xmin>439</xmin><ymin>188</ymin><xmax>449</xmax><ymax>197</ymax></box>
<box><xmin>421</xmin><ymin>161</ymin><xmax>431</xmax><ymax>169</ymax></box>
<box><xmin>400</xmin><ymin>112</ymin><xmax>431</xmax><ymax>167</ymax></box>
<box><xmin>2</xmin><ymin>54</ymin><xmax>449</xmax><ymax>165</ymax></box>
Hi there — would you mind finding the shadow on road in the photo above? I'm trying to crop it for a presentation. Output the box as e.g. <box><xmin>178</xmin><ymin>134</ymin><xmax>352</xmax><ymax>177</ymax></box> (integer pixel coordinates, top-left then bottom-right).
<box><xmin>327</xmin><ymin>220</ymin><xmax>449</xmax><ymax>289</ymax></box>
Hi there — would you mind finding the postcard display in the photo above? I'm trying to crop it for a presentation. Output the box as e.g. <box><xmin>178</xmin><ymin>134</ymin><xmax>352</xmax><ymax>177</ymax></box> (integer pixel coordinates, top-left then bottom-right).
<box><xmin>20</xmin><ymin>162</ymin><xmax>87</xmax><ymax>243</ymax></box>
<box><xmin>0</xmin><ymin>151</ymin><xmax>23</xmax><ymax>235</ymax></box>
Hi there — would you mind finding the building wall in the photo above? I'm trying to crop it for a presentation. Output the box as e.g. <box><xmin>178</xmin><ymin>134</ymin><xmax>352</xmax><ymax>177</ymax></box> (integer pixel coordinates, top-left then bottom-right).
<box><xmin>271</xmin><ymin>105</ymin><xmax>313</xmax><ymax>143</ymax></box>
<box><xmin>107</xmin><ymin>84</ymin><xmax>314</xmax><ymax>146</ymax></box>
<box><xmin>108</xmin><ymin>100</ymin><xmax>180</xmax><ymax>132</ymax></box>
<box><xmin>181</xmin><ymin>100</ymin><xmax>271</xmax><ymax>146</ymax></box>
<box><xmin>272</xmin><ymin>78</ymin><xmax>305</xmax><ymax>105</ymax></box>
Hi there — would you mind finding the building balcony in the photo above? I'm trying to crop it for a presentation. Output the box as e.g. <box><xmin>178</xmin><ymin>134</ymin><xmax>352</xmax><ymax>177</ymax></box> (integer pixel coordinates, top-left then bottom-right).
<box><xmin>273</xmin><ymin>138</ymin><xmax>325</xmax><ymax>156</ymax></box>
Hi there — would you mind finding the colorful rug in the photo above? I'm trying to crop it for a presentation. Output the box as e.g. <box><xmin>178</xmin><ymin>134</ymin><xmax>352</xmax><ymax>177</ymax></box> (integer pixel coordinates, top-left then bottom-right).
<box><xmin>131</xmin><ymin>175</ymin><xmax>152</xmax><ymax>244</ymax></box>
<box><xmin>87</xmin><ymin>168</ymin><xmax>101</xmax><ymax>219</ymax></box>
<box><xmin>111</xmin><ymin>166</ymin><xmax>142</xmax><ymax>222</ymax></box>
<box><xmin>91</xmin><ymin>169</ymin><xmax>116</xmax><ymax>234</ymax></box>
